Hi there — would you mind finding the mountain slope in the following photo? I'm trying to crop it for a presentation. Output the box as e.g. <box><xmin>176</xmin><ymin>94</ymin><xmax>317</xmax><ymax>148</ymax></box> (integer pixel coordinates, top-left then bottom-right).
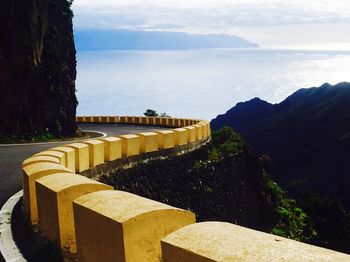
<box><xmin>74</xmin><ymin>29</ymin><xmax>258</xmax><ymax>51</ymax></box>
<box><xmin>211</xmin><ymin>82</ymin><xmax>350</xmax><ymax>200</ymax></box>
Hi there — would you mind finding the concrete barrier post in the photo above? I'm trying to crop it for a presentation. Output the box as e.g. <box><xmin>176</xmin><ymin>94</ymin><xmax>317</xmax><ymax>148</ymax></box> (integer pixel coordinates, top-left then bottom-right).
<box><xmin>36</xmin><ymin>173</ymin><xmax>113</xmax><ymax>253</ymax></box>
<box><xmin>51</xmin><ymin>146</ymin><xmax>76</xmax><ymax>172</ymax></box>
<box><xmin>93</xmin><ymin>116</ymin><xmax>102</xmax><ymax>122</ymax></box>
<box><xmin>167</xmin><ymin>118</ymin><xmax>175</xmax><ymax>127</ymax></box>
<box><xmin>110</xmin><ymin>116</ymin><xmax>120</xmax><ymax>123</ymax></box>
<box><xmin>141</xmin><ymin>117</ymin><xmax>149</xmax><ymax>125</ymax></box>
<box><xmin>82</xmin><ymin>140</ymin><xmax>105</xmax><ymax>167</ymax></box>
<box><xmin>98</xmin><ymin>137</ymin><xmax>122</xmax><ymax>161</ymax></box>
<box><xmin>22</xmin><ymin>163</ymin><xmax>74</xmax><ymax>224</ymax></box>
<box><xmin>184</xmin><ymin>126</ymin><xmax>196</xmax><ymax>142</ymax></box>
<box><xmin>134</xmin><ymin>117</ymin><xmax>141</xmax><ymax>124</ymax></box>
<box><xmin>156</xmin><ymin>130</ymin><xmax>175</xmax><ymax>149</ymax></box>
<box><xmin>193</xmin><ymin>124</ymin><xmax>203</xmax><ymax>140</ymax></box>
<box><xmin>22</xmin><ymin>156</ymin><xmax>60</xmax><ymax>167</ymax></box>
<box><xmin>161</xmin><ymin>118</ymin><xmax>169</xmax><ymax>126</ymax></box>
<box><xmin>126</xmin><ymin>116</ymin><xmax>135</xmax><ymax>124</ymax></box>
<box><xmin>66</xmin><ymin>143</ymin><xmax>90</xmax><ymax>172</ymax></box>
<box><xmin>120</xmin><ymin>116</ymin><xmax>127</xmax><ymax>123</ymax></box>
<box><xmin>161</xmin><ymin>222</ymin><xmax>350</xmax><ymax>262</ymax></box>
<box><xmin>173</xmin><ymin>128</ymin><xmax>188</xmax><ymax>146</ymax></box>
<box><xmin>119</xmin><ymin>134</ymin><xmax>140</xmax><ymax>157</ymax></box>
<box><xmin>199</xmin><ymin>122</ymin><xmax>208</xmax><ymax>138</ymax></box>
<box><xmin>34</xmin><ymin>150</ymin><xmax>66</xmax><ymax>167</ymax></box>
<box><xmin>73</xmin><ymin>191</ymin><xmax>196</xmax><ymax>262</ymax></box>
<box><xmin>139</xmin><ymin>132</ymin><xmax>158</xmax><ymax>153</ymax></box>
<box><xmin>179</xmin><ymin>119</ymin><xmax>186</xmax><ymax>127</ymax></box>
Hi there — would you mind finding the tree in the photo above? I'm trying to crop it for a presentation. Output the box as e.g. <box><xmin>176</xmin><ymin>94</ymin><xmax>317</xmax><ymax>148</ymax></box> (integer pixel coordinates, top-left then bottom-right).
<box><xmin>144</xmin><ymin>109</ymin><xmax>158</xmax><ymax>117</ymax></box>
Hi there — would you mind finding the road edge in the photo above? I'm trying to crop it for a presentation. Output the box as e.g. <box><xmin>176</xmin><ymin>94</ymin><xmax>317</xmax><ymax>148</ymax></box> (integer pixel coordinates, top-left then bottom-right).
<box><xmin>0</xmin><ymin>131</ymin><xmax>107</xmax><ymax>147</ymax></box>
<box><xmin>0</xmin><ymin>190</ymin><xmax>26</xmax><ymax>262</ymax></box>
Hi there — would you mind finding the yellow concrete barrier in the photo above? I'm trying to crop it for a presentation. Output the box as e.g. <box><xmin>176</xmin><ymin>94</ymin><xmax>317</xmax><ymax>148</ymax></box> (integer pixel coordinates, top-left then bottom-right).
<box><xmin>193</xmin><ymin>124</ymin><xmax>203</xmax><ymax>140</ymax></box>
<box><xmin>93</xmin><ymin>116</ymin><xmax>102</xmax><ymax>122</ymax></box>
<box><xmin>73</xmin><ymin>190</ymin><xmax>196</xmax><ymax>262</ymax></box>
<box><xmin>119</xmin><ymin>116</ymin><xmax>127</xmax><ymax>123</ymax></box>
<box><xmin>184</xmin><ymin>126</ymin><xmax>196</xmax><ymax>142</ymax></box>
<box><xmin>82</xmin><ymin>140</ymin><xmax>104</xmax><ymax>167</ymax></box>
<box><xmin>50</xmin><ymin>146</ymin><xmax>75</xmax><ymax>172</ymax></box>
<box><xmin>66</xmin><ymin>143</ymin><xmax>90</xmax><ymax>172</ymax></box>
<box><xmin>161</xmin><ymin>118</ymin><xmax>169</xmax><ymax>126</ymax></box>
<box><xmin>119</xmin><ymin>134</ymin><xmax>140</xmax><ymax>157</ymax></box>
<box><xmin>100</xmin><ymin>116</ymin><xmax>109</xmax><ymax>123</ymax></box>
<box><xmin>141</xmin><ymin>117</ymin><xmax>149</xmax><ymax>125</ymax></box>
<box><xmin>161</xmin><ymin>222</ymin><xmax>350</xmax><ymax>261</ymax></box>
<box><xmin>35</xmin><ymin>150</ymin><xmax>66</xmax><ymax>167</ymax></box>
<box><xmin>22</xmin><ymin>162</ymin><xmax>74</xmax><ymax>224</ymax></box>
<box><xmin>199</xmin><ymin>122</ymin><xmax>208</xmax><ymax>138</ymax></box>
<box><xmin>139</xmin><ymin>132</ymin><xmax>158</xmax><ymax>153</ymax></box>
<box><xmin>200</xmin><ymin>121</ymin><xmax>211</xmax><ymax>136</ymax></box>
<box><xmin>76</xmin><ymin>116</ymin><xmax>84</xmax><ymax>123</ymax></box>
<box><xmin>173</xmin><ymin>128</ymin><xmax>188</xmax><ymax>146</ymax></box>
<box><xmin>155</xmin><ymin>117</ymin><xmax>162</xmax><ymax>126</ymax></box>
<box><xmin>98</xmin><ymin>137</ymin><xmax>122</xmax><ymax>161</ymax></box>
<box><xmin>126</xmin><ymin>116</ymin><xmax>135</xmax><ymax>124</ymax></box>
<box><xmin>134</xmin><ymin>116</ymin><xmax>141</xmax><ymax>124</ymax></box>
<box><xmin>173</xmin><ymin>118</ymin><xmax>180</xmax><ymax>127</ymax></box>
<box><xmin>85</xmin><ymin>116</ymin><xmax>93</xmax><ymax>123</ymax></box>
<box><xmin>156</xmin><ymin>130</ymin><xmax>175</xmax><ymax>149</ymax></box>
<box><xmin>167</xmin><ymin>118</ymin><xmax>175</xmax><ymax>127</ymax></box>
<box><xmin>181</xmin><ymin>119</ymin><xmax>188</xmax><ymax>127</ymax></box>
<box><xmin>22</xmin><ymin>156</ymin><xmax>60</xmax><ymax>168</ymax></box>
<box><xmin>148</xmin><ymin>117</ymin><xmax>156</xmax><ymax>126</ymax></box>
<box><xmin>110</xmin><ymin>116</ymin><xmax>120</xmax><ymax>123</ymax></box>
<box><xmin>36</xmin><ymin>173</ymin><xmax>113</xmax><ymax>253</ymax></box>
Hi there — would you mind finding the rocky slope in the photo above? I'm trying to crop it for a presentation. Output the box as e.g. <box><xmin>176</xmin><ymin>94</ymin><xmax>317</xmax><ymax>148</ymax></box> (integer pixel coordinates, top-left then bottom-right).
<box><xmin>101</xmin><ymin>128</ymin><xmax>315</xmax><ymax>241</ymax></box>
<box><xmin>211</xmin><ymin>82</ymin><xmax>350</xmax><ymax>252</ymax></box>
<box><xmin>211</xmin><ymin>82</ymin><xmax>350</xmax><ymax>199</ymax></box>
<box><xmin>0</xmin><ymin>0</ymin><xmax>77</xmax><ymax>137</ymax></box>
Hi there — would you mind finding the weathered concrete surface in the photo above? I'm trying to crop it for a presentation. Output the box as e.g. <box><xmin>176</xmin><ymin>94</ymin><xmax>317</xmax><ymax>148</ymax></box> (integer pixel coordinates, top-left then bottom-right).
<box><xmin>22</xmin><ymin>162</ymin><xmax>74</xmax><ymax>224</ymax></box>
<box><xmin>161</xmin><ymin>222</ymin><xmax>350</xmax><ymax>262</ymax></box>
<box><xmin>36</xmin><ymin>173</ymin><xmax>113</xmax><ymax>253</ymax></box>
<box><xmin>73</xmin><ymin>190</ymin><xmax>196</xmax><ymax>262</ymax></box>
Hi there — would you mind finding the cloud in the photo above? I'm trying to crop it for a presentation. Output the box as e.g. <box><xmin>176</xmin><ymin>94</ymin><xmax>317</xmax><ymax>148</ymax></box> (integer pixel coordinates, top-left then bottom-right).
<box><xmin>71</xmin><ymin>0</ymin><xmax>350</xmax><ymax>47</ymax></box>
<box><xmin>72</xmin><ymin>0</ymin><xmax>350</xmax><ymax>31</ymax></box>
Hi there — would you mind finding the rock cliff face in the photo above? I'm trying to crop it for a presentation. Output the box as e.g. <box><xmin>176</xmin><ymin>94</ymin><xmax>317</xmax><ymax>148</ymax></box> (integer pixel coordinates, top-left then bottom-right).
<box><xmin>101</xmin><ymin>145</ymin><xmax>277</xmax><ymax>232</ymax></box>
<box><xmin>0</xmin><ymin>0</ymin><xmax>77</xmax><ymax>137</ymax></box>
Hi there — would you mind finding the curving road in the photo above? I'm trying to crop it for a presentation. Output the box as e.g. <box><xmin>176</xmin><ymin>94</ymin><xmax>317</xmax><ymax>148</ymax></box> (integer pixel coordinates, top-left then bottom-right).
<box><xmin>0</xmin><ymin>123</ymin><xmax>165</xmax><ymax>208</ymax></box>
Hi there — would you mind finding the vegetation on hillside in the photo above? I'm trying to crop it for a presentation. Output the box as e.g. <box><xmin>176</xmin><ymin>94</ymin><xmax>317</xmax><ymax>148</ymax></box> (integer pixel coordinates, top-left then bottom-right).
<box><xmin>210</xmin><ymin>127</ymin><xmax>316</xmax><ymax>242</ymax></box>
<box><xmin>210</xmin><ymin>82</ymin><xmax>350</xmax><ymax>253</ymax></box>
<box><xmin>101</xmin><ymin>126</ymin><xmax>316</xmax><ymax>242</ymax></box>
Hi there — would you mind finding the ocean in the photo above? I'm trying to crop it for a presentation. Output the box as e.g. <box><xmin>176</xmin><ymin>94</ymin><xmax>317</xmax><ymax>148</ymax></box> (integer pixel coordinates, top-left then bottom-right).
<box><xmin>76</xmin><ymin>48</ymin><xmax>350</xmax><ymax>120</ymax></box>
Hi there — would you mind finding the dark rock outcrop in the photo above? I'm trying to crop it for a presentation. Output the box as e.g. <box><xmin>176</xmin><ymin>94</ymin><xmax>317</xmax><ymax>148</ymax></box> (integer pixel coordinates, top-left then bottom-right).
<box><xmin>0</xmin><ymin>0</ymin><xmax>77</xmax><ymax>137</ymax></box>
<box><xmin>101</xmin><ymin>145</ymin><xmax>277</xmax><ymax>232</ymax></box>
<box><xmin>210</xmin><ymin>82</ymin><xmax>350</xmax><ymax>253</ymax></box>
<box><xmin>211</xmin><ymin>82</ymin><xmax>350</xmax><ymax>200</ymax></box>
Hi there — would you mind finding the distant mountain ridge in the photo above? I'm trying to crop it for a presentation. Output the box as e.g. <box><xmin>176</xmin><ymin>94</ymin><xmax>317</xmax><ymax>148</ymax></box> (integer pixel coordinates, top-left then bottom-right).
<box><xmin>211</xmin><ymin>82</ymin><xmax>350</xmax><ymax>199</ymax></box>
<box><xmin>74</xmin><ymin>29</ymin><xmax>258</xmax><ymax>51</ymax></box>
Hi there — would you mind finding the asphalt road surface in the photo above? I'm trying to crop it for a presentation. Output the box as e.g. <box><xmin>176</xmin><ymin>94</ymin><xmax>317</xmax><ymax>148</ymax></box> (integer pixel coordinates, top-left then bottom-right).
<box><xmin>0</xmin><ymin>123</ymin><xmax>165</xmax><ymax>208</ymax></box>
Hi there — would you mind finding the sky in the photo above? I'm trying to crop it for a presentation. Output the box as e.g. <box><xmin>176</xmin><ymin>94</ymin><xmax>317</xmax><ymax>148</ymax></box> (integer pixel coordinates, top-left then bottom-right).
<box><xmin>72</xmin><ymin>0</ymin><xmax>350</xmax><ymax>49</ymax></box>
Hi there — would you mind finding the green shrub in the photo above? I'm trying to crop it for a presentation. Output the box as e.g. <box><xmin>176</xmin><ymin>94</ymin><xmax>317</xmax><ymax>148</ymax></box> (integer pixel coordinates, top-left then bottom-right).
<box><xmin>268</xmin><ymin>179</ymin><xmax>317</xmax><ymax>241</ymax></box>
<box><xmin>209</xmin><ymin>126</ymin><xmax>245</xmax><ymax>158</ymax></box>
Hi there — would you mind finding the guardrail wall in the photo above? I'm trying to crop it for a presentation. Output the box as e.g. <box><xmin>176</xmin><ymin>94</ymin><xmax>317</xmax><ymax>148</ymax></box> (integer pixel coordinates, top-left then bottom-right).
<box><xmin>21</xmin><ymin>116</ymin><xmax>350</xmax><ymax>261</ymax></box>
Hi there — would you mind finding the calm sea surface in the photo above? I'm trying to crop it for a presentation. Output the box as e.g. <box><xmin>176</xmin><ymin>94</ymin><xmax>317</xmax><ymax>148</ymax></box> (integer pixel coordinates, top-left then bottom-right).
<box><xmin>76</xmin><ymin>48</ymin><xmax>350</xmax><ymax>120</ymax></box>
